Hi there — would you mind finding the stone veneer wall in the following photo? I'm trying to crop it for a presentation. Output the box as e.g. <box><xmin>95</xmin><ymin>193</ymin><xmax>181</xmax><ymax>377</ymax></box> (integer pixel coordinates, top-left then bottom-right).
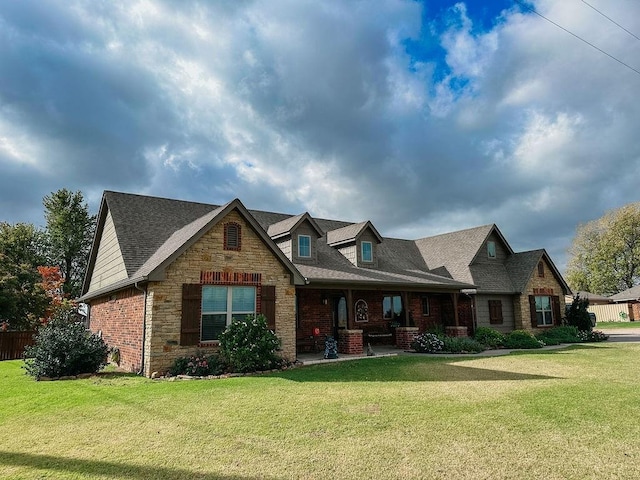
<box><xmin>89</xmin><ymin>288</ymin><xmax>145</xmax><ymax>373</ymax></box>
<box><xmin>514</xmin><ymin>257</ymin><xmax>566</xmax><ymax>333</ymax></box>
<box><xmin>143</xmin><ymin>209</ymin><xmax>296</xmax><ymax>376</ymax></box>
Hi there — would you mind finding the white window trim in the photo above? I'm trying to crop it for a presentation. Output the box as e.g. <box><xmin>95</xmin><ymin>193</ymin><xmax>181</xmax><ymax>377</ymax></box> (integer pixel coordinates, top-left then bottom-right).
<box><xmin>535</xmin><ymin>295</ymin><xmax>553</xmax><ymax>326</ymax></box>
<box><xmin>361</xmin><ymin>241</ymin><xmax>373</xmax><ymax>263</ymax></box>
<box><xmin>298</xmin><ymin>234</ymin><xmax>312</xmax><ymax>258</ymax></box>
<box><xmin>201</xmin><ymin>286</ymin><xmax>256</xmax><ymax>342</ymax></box>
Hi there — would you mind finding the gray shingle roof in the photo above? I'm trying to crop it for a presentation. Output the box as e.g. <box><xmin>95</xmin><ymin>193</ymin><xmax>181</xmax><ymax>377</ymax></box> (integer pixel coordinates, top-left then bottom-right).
<box><xmin>415</xmin><ymin>224</ymin><xmax>495</xmax><ymax>285</ymax></box>
<box><xmin>610</xmin><ymin>285</ymin><xmax>640</xmax><ymax>302</ymax></box>
<box><xmin>266</xmin><ymin>212</ymin><xmax>323</xmax><ymax>239</ymax></box>
<box><xmin>83</xmin><ymin>191</ymin><xmax>568</xmax><ymax>298</ymax></box>
<box><xmin>326</xmin><ymin>221</ymin><xmax>382</xmax><ymax>246</ymax></box>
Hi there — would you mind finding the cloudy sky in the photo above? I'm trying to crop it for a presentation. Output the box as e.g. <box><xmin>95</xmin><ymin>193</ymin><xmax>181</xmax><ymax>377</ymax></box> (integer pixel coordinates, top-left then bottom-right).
<box><xmin>1</xmin><ymin>0</ymin><xmax>639</xmax><ymax>272</ymax></box>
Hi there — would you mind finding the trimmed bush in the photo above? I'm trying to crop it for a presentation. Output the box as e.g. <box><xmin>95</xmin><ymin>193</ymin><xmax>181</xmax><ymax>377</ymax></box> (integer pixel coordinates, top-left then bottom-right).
<box><xmin>566</xmin><ymin>294</ymin><xmax>593</xmax><ymax>332</ymax></box>
<box><xmin>411</xmin><ymin>333</ymin><xmax>444</xmax><ymax>353</ymax></box>
<box><xmin>169</xmin><ymin>353</ymin><xmax>227</xmax><ymax>376</ymax></box>
<box><xmin>442</xmin><ymin>336</ymin><xmax>485</xmax><ymax>353</ymax></box>
<box><xmin>218</xmin><ymin>314</ymin><xmax>282</xmax><ymax>373</ymax></box>
<box><xmin>577</xmin><ymin>330</ymin><xmax>609</xmax><ymax>342</ymax></box>
<box><xmin>474</xmin><ymin>327</ymin><xmax>506</xmax><ymax>349</ymax></box>
<box><xmin>536</xmin><ymin>326</ymin><xmax>581</xmax><ymax>345</ymax></box>
<box><xmin>23</xmin><ymin>319</ymin><xmax>109</xmax><ymax>379</ymax></box>
<box><xmin>503</xmin><ymin>330</ymin><xmax>543</xmax><ymax>349</ymax></box>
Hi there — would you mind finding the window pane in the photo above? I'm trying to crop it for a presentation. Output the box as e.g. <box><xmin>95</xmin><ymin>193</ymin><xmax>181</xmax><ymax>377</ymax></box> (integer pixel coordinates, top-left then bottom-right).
<box><xmin>541</xmin><ymin>296</ymin><xmax>551</xmax><ymax>310</ymax></box>
<box><xmin>299</xmin><ymin>235</ymin><xmax>311</xmax><ymax>257</ymax></box>
<box><xmin>202</xmin><ymin>286</ymin><xmax>227</xmax><ymax>312</ymax></box>
<box><xmin>536</xmin><ymin>311</ymin><xmax>544</xmax><ymax>326</ymax></box>
<box><xmin>383</xmin><ymin>296</ymin><xmax>392</xmax><ymax>318</ymax></box>
<box><xmin>487</xmin><ymin>241</ymin><xmax>496</xmax><ymax>258</ymax></box>
<box><xmin>362</xmin><ymin>241</ymin><xmax>372</xmax><ymax>262</ymax></box>
<box><xmin>232</xmin><ymin>286</ymin><xmax>255</xmax><ymax>312</ymax></box>
<box><xmin>393</xmin><ymin>295</ymin><xmax>402</xmax><ymax>314</ymax></box>
<box><xmin>202</xmin><ymin>314</ymin><xmax>226</xmax><ymax>341</ymax></box>
<box><xmin>337</xmin><ymin>296</ymin><xmax>347</xmax><ymax>327</ymax></box>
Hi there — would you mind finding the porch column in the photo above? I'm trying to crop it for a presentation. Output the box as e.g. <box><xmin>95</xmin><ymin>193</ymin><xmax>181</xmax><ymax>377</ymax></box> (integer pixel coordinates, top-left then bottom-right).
<box><xmin>346</xmin><ymin>289</ymin><xmax>354</xmax><ymax>329</ymax></box>
<box><xmin>452</xmin><ymin>292</ymin><xmax>459</xmax><ymax>327</ymax></box>
<box><xmin>402</xmin><ymin>291</ymin><xmax>410</xmax><ymax>326</ymax></box>
<box><xmin>446</xmin><ymin>292</ymin><xmax>468</xmax><ymax>337</ymax></box>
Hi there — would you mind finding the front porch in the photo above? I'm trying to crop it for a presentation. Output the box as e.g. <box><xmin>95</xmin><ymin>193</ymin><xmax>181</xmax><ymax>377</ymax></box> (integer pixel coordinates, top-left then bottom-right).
<box><xmin>295</xmin><ymin>287</ymin><xmax>475</xmax><ymax>357</ymax></box>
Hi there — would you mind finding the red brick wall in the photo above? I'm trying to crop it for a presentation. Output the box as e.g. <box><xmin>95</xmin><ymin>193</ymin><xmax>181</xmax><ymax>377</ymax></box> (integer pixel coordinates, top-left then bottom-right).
<box><xmin>297</xmin><ymin>289</ymin><xmax>333</xmax><ymax>338</ymax></box>
<box><xmin>89</xmin><ymin>288</ymin><xmax>145</xmax><ymax>373</ymax></box>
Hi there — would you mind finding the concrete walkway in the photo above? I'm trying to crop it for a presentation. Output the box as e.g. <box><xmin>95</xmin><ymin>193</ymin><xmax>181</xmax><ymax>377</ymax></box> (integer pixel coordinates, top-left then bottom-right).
<box><xmin>297</xmin><ymin>343</ymin><xmax>570</xmax><ymax>366</ymax></box>
<box><xmin>297</xmin><ymin>329</ymin><xmax>640</xmax><ymax>366</ymax></box>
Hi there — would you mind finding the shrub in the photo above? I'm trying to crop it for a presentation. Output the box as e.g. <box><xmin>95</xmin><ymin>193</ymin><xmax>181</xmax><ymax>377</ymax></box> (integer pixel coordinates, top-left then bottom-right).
<box><xmin>169</xmin><ymin>353</ymin><xmax>226</xmax><ymax>376</ymax></box>
<box><xmin>474</xmin><ymin>327</ymin><xmax>506</xmax><ymax>348</ymax></box>
<box><xmin>23</xmin><ymin>319</ymin><xmax>109</xmax><ymax>379</ymax></box>
<box><xmin>411</xmin><ymin>333</ymin><xmax>444</xmax><ymax>353</ymax></box>
<box><xmin>218</xmin><ymin>314</ymin><xmax>282</xmax><ymax>373</ymax></box>
<box><xmin>577</xmin><ymin>330</ymin><xmax>609</xmax><ymax>342</ymax></box>
<box><xmin>536</xmin><ymin>326</ymin><xmax>581</xmax><ymax>345</ymax></box>
<box><xmin>565</xmin><ymin>294</ymin><xmax>593</xmax><ymax>332</ymax></box>
<box><xmin>503</xmin><ymin>330</ymin><xmax>543</xmax><ymax>349</ymax></box>
<box><xmin>442</xmin><ymin>336</ymin><xmax>485</xmax><ymax>353</ymax></box>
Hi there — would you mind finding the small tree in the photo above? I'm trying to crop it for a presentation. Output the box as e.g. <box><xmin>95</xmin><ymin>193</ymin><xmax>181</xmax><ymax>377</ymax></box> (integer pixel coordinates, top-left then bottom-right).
<box><xmin>218</xmin><ymin>315</ymin><xmax>281</xmax><ymax>373</ymax></box>
<box><xmin>565</xmin><ymin>294</ymin><xmax>592</xmax><ymax>332</ymax></box>
<box><xmin>43</xmin><ymin>189</ymin><xmax>95</xmax><ymax>299</ymax></box>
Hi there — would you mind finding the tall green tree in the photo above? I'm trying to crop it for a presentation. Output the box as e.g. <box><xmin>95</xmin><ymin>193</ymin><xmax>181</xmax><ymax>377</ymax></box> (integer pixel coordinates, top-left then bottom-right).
<box><xmin>566</xmin><ymin>203</ymin><xmax>640</xmax><ymax>295</ymax></box>
<box><xmin>43</xmin><ymin>189</ymin><xmax>95</xmax><ymax>299</ymax></box>
<box><xmin>0</xmin><ymin>223</ymin><xmax>49</xmax><ymax>329</ymax></box>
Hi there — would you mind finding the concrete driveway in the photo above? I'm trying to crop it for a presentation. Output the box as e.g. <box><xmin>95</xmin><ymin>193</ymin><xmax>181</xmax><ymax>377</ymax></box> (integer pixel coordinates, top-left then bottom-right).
<box><xmin>598</xmin><ymin>327</ymin><xmax>640</xmax><ymax>342</ymax></box>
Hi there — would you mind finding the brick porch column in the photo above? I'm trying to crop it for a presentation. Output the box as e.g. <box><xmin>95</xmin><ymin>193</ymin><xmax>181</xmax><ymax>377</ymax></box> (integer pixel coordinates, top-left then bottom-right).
<box><xmin>395</xmin><ymin>326</ymin><xmax>419</xmax><ymax>350</ymax></box>
<box><xmin>338</xmin><ymin>329</ymin><xmax>363</xmax><ymax>355</ymax></box>
<box><xmin>445</xmin><ymin>326</ymin><xmax>469</xmax><ymax>337</ymax></box>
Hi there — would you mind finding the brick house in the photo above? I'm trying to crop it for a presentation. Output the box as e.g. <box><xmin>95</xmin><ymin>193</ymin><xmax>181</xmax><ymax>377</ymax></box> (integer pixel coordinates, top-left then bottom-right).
<box><xmin>80</xmin><ymin>191</ymin><xmax>570</xmax><ymax>376</ymax></box>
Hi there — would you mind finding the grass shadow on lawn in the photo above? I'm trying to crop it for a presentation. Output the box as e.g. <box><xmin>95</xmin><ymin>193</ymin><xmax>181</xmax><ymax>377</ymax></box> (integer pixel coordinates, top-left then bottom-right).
<box><xmin>274</xmin><ymin>356</ymin><xmax>561</xmax><ymax>383</ymax></box>
<box><xmin>0</xmin><ymin>450</ymin><xmax>253</xmax><ymax>480</ymax></box>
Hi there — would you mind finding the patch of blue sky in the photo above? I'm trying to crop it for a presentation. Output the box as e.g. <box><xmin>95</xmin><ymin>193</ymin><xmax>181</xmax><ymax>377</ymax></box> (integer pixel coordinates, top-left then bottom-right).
<box><xmin>403</xmin><ymin>0</ymin><xmax>518</xmax><ymax>85</ymax></box>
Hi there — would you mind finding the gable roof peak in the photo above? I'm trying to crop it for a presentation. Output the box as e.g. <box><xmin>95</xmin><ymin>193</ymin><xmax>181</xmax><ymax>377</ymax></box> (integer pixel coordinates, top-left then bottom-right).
<box><xmin>326</xmin><ymin>220</ymin><xmax>383</xmax><ymax>247</ymax></box>
<box><xmin>267</xmin><ymin>212</ymin><xmax>323</xmax><ymax>240</ymax></box>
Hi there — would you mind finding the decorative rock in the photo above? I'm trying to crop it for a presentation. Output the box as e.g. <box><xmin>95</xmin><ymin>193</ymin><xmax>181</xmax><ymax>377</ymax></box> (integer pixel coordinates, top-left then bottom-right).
<box><xmin>151</xmin><ymin>371</ymin><xmax>160</xmax><ymax>379</ymax></box>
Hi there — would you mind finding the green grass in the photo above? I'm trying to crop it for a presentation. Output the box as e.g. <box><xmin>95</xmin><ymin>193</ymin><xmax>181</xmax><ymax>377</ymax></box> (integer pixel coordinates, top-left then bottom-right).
<box><xmin>596</xmin><ymin>321</ymin><xmax>640</xmax><ymax>329</ymax></box>
<box><xmin>2</xmin><ymin>344</ymin><xmax>640</xmax><ymax>479</ymax></box>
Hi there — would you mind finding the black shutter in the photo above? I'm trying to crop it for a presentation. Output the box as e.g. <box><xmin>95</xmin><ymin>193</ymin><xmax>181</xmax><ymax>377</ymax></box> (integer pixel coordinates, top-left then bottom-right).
<box><xmin>261</xmin><ymin>285</ymin><xmax>276</xmax><ymax>331</ymax></box>
<box><xmin>181</xmin><ymin>284</ymin><xmax>202</xmax><ymax>345</ymax></box>
<box><xmin>529</xmin><ymin>295</ymin><xmax>538</xmax><ymax>328</ymax></box>
<box><xmin>489</xmin><ymin>300</ymin><xmax>503</xmax><ymax>324</ymax></box>
<box><xmin>551</xmin><ymin>296</ymin><xmax>561</xmax><ymax>326</ymax></box>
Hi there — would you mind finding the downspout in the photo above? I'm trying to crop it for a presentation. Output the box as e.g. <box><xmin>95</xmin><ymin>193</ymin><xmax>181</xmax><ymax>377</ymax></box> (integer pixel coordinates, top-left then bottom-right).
<box><xmin>134</xmin><ymin>282</ymin><xmax>148</xmax><ymax>376</ymax></box>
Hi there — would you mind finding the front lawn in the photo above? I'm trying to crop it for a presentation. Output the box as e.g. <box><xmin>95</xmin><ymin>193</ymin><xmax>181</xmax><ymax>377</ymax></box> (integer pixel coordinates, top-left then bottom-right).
<box><xmin>596</xmin><ymin>321</ymin><xmax>640</xmax><ymax>329</ymax></box>
<box><xmin>2</xmin><ymin>344</ymin><xmax>640</xmax><ymax>479</ymax></box>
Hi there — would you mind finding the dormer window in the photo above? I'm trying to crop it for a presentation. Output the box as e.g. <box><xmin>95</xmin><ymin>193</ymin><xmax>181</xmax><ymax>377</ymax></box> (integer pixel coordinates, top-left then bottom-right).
<box><xmin>361</xmin><ymin>241</ymin><xmax>373</xmax><ymax>263</ymax></box>
<box><xmin>487</xmin><ymin>241</ymin><xmax>496</xmax><ymax>259</ymax></box>
<box><xmin>298</xmin><ymin>235</ymin><xmax>311</xmax><ymax>258</ymax></box>
<box><xmin>224</xmin><ymin>222</ymin><xmax>241</xmax><ymax>251</ymax></box>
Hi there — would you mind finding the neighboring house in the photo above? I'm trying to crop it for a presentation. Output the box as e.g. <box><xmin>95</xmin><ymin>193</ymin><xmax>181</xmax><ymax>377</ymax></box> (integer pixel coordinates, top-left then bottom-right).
<box><xmin>80</xmin><ymin>191</ymin><xmax>571</xmax><ymax>376</ymax></box>
<box><xmin>610</xmin><ymin>286</ymin><xmax>640</xmax><ymax>321</ymax></box>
